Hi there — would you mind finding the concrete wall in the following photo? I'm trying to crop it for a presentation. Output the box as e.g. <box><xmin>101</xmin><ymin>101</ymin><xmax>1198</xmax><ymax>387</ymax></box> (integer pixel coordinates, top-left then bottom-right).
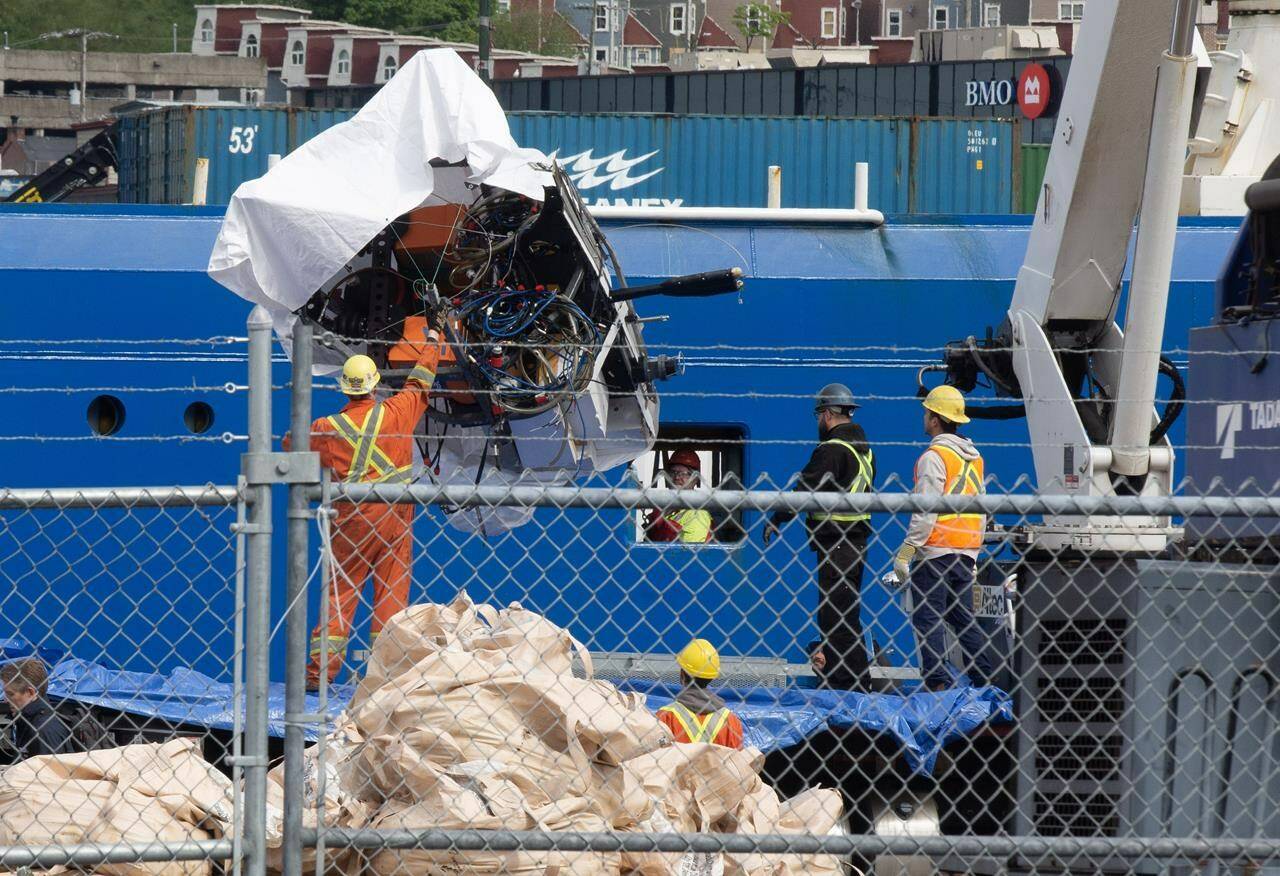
<box><xmin>0</xmin><ymin>50</ymin><xmax>265</xmax><ymax>89</ymax></box>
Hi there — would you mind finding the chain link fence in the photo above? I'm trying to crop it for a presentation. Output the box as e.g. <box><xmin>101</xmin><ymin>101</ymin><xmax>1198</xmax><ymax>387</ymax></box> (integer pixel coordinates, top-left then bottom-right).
<box><xmin>1</xmin><ymin>309</ymin><xmax>1278</xmax><ymax>876</ymax></box>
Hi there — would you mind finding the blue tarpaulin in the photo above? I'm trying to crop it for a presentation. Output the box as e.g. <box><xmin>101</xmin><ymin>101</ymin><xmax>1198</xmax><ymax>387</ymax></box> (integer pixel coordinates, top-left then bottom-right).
<box><xmin>14</xmin><ymin>654</ymin><xmax>1012</xmax><ymax>775</ymax></box>
<box><xmin>622</xmin><ymin>679</ymin><xmax>1014</xmax><ymax>774</ymax></box>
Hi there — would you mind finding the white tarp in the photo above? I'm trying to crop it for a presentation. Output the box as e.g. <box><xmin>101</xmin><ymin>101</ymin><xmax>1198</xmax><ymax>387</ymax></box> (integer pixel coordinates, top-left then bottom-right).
<box><xmin>206</xmin><ymin>49</ymin><xmax>553</xmax><ymax>325</ymax></box>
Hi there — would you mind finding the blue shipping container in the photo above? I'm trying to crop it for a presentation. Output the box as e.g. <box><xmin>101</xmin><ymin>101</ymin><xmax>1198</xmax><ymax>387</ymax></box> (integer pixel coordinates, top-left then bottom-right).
<box><xmin>507</xmin><ymin>114</ymin><xmax>914</xmax><ymax>212</ymax></box>
<box><xmin>911</xmin><ymin>118</ymin><xmax>1017</xmax><ymax>214</ymax></box>
<box><xmin>118</xmin><ymin>107</ymin><xmax>293</xmax><ymax>205</ymax></box>
<box><xmin>117</xmin><ymin>106</ymin><xmax>1016</xmax><ymax>213</ymax></box>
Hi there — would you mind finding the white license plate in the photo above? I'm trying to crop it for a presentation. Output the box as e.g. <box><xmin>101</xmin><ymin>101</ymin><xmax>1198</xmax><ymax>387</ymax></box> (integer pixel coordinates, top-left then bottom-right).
<box><xmin>972</xmin><ymin>584</ymin><xmax>1007</xmax><ymax>619</ymax></box>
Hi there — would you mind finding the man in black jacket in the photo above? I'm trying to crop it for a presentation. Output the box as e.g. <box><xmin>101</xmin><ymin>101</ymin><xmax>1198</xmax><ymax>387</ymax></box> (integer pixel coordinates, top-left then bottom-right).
<box><xmin>1</xmin><ymin>658</ymin><xmax>73</xmax><ymax>761</ymax></box>
<box><xmin>763</xmin><ymin>383</ymin><xmax>875</xmax><ymax>690</ymax></box>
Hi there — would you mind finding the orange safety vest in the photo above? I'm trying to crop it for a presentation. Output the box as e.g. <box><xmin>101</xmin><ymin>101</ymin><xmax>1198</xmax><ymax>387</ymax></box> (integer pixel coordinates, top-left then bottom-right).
<box><xmin>923</xmin><ymin>444</ymin><xmax>985</xmax><ymax>550</ymax></box>
<box><xmin>657</xmin><ymin>703</ymin><xmax>743</xmax><ymax>748</ymax></box>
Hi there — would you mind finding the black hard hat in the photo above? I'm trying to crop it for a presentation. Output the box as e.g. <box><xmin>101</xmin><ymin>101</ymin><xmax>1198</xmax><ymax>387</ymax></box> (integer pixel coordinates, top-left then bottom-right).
<box><xmin>814</xmin><ymin>382</ymin><xmax>859</xmax><ymax>413</ymax></box>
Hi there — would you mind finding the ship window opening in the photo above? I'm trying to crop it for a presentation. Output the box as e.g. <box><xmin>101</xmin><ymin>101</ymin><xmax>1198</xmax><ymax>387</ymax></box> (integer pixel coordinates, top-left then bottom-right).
<box><xmin>87</xmin><ymin>395</ymin><xmax>126</xmax><ymax>437</ymax></box>
<box><xmin>632</xmin><ymin>424</ymin><xmax>747</xmax><ymax>545</ymax></box>
<box><xmin>184</xmin><ymin>401</ymin><xmax>215</xmax><ymax>435</ymax></box>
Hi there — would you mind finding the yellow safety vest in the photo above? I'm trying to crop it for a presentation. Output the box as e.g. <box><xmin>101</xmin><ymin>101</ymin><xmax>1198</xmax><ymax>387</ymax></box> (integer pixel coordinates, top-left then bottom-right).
<box><xmin>809</xmin><ymin>439</ymin><xmax>874</xmax><ymax>524</ymax></box>
<box><xmin>326</xmin><ymin>403</ymin><xmax>414</xmax><ymax>484</ymax></box>
<box><xmin>658</xmin><ymin>702</ymin><xmax>734</xmax><ymax>744</ymax></box>
<box><xmin>669</xmin><ymin>508</ymin><xmax>713</xmax><ymax>543</ymax></box>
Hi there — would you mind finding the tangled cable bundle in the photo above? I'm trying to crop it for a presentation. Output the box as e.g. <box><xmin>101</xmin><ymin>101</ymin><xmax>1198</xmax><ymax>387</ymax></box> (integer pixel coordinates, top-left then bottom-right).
<box><xmin>456</xmin><ymin>286</ymin><xmax>600</xmax><ymax>416</ymax></box>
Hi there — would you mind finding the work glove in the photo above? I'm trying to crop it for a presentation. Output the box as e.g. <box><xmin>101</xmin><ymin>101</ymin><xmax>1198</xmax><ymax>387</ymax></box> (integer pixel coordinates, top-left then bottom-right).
<box><xmin>762</xmin><ymin>520</ymin><xmax>781</xmax><ymax>546</ymax></box>
<box><xmin>892</xmin><ymin>543</ymin><xmax>917</xmax><ymax>587</ymax></box>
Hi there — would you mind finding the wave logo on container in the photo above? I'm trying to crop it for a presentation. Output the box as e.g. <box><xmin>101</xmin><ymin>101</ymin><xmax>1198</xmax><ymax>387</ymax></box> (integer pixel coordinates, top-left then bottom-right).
<box><xmin>548</xmin><ymin>148</ymin><xmax>683</xmax><ymax>207</ymax></box>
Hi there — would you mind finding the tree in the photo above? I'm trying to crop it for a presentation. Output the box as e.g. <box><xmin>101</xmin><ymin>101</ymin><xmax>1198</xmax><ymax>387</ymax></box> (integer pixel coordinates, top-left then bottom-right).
<box><xmin>492</xmin><ymin>7</ymin><xmax>582</xmax><ymax>57</ymax></box>
<box><xmin>731</xmin><ymin>2</ymin><xmax>788</xmax><ymax>51</ymax></box>
<box><xmin>345</xmin><ymin>0</ymin><xmax>479</xmax><ymax>42</ymax></box>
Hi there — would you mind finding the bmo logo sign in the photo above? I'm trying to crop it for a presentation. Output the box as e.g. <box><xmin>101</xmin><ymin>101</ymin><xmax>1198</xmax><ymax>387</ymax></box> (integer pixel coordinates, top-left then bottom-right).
<box><xmin>962</xmin><ymin>62</ymin><xmax>1056</xmax><ymax>119</ymax></box>
<box><xmin>1018</xmin><ymin>63</ymin><xmax>1051</xmax><ymax>119</ymax></box>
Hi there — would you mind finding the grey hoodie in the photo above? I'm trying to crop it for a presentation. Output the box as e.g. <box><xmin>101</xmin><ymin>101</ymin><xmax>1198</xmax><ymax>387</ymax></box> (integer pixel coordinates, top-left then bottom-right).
<box><xmin>904</xmin><ymin>433</ymin><xmax>984</xmax><ymax>561</ymax></box>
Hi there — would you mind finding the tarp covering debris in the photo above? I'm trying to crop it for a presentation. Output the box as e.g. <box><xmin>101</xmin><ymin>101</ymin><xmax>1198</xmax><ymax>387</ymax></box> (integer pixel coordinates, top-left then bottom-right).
<box><xmin>29</xmin><ymin>647</ymin><xmax>1011</xmax><ymax>776</ymax></box>
<box><xmin>206</xmin><ymin>49</ymin><xmax>552</xmax><ymax>327</ymax></box>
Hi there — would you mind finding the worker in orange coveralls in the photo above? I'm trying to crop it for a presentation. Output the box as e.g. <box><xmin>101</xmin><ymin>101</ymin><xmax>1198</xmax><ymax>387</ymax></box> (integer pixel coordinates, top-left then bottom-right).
<box><xmin>657</xmin><ymin>639</ymin><xmax>744</xmax><ymax>749</ymax></box>
<box><xmin>287</xmin><ymin>324</ymin><xmax>442</xmax><ymax>689</ymax></box>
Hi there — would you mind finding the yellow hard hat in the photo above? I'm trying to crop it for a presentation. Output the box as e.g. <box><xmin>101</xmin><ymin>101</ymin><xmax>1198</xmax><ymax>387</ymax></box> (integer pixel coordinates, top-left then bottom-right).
<box><xmin>923</xmin><ymin>384</ymin><xmax>970</xmax><ymax>424</ymax></box>
<box><xmin>339</xmin><ymin>355</ymin><xmax>381</xmax><ymax>395</ymax></box>
<box><xmin>676</xmin><ymin>639</ymin><xmax>721</xmax><ymax>680</ymax></box>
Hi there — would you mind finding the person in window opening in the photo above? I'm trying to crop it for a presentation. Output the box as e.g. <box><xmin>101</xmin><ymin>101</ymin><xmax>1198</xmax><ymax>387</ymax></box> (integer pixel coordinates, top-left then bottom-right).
<box><xmin>892</xmin><ymin>385</ymin><xmax>995</xmax><ymax>691</ymax></box>
<box><xmin>644</xmin><ymin>449</ymin><xmax>713</xmax><ymax>543</ymax></box>
<box><xmin>656</xmin><ymin>639</ymin><xmax>744</xmax><ymax>749</ymax></box>
<box><xmin>763</xmin><ymin>383</ymin><xmax>875</xmax><ymax>691</ymax></box>
<box><xmin>1</xmin><ymin>658</ymin><xmax>73</xmax><ymax>760</ymax></box>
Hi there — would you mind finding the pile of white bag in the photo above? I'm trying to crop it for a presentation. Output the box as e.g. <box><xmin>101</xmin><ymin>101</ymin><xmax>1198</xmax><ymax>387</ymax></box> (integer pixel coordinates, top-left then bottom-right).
<box><xmin>0</xmin><ymin>738</ymin><xmax>236</xmax><ymax>876</ymax></box>
<box><xmin>276</xmin><ymin>594</ymin><xmax>845</xmax><ymax>875</ymax></box>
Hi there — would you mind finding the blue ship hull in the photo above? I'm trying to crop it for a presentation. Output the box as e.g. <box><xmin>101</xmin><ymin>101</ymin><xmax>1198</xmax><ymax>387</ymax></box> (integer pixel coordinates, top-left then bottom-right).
<box><xmin>0</xmin><ymin>206</ymin><xmax>1239</xmax><ymax>680</ymax></box>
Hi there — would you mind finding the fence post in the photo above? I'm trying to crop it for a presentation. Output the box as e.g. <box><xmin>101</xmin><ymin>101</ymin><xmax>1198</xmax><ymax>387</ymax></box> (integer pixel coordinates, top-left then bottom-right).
<box><xmin>242</xmin><ymin>305</ymin><xmax>274</xmax><ymax>876</ymax></box>
<box><xmin>282</xmin><ymin>319</ymin><xmax>315</xmax><ymax>876</ymax></box>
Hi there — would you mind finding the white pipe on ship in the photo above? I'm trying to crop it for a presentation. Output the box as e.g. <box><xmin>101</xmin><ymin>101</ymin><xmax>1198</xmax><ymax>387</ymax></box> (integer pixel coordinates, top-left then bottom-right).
<box><xmin>589</xmin><ymin>205</ymin><xmax>885</xmax><ymax>225</ymax></box>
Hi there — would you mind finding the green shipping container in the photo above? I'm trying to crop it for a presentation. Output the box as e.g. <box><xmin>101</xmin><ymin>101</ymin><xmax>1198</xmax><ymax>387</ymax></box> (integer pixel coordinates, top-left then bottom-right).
<box><xmin>1019</xmin><ymin>144</ymin><xmax>1050</xmax><ymax>214</ymax></box>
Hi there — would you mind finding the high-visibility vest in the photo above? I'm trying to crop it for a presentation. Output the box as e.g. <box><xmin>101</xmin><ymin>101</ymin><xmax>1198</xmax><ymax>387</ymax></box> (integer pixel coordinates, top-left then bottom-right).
<box><xmin>658</xmin><ymin>702</ymin><xmax>735</xmax><ymax>745</ymax></box>
<box><xmin>668</xmin><ymin>508</ymin><xmax>712</xmax><ymax>543</ymax></box>
<box><xmin>809</xmin><ymin>439</ymin><xmax>874</xmax><ymax>524</ymax></box>
<box><xmin>326</xmin><ymin>403</ymin><xmax>413</xmax><ymax>484</ymax></box>
<box><xmin>924</xmin><ymin>444</ymin><xmax>985</xmax><ymax>550</ymax></box>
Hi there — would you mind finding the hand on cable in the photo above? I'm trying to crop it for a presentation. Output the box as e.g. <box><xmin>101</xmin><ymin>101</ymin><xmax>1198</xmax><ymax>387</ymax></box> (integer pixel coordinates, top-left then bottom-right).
<box><xmin>892</xmin><ymin>543</ymin><xmax>917</xmax><ymax>586</ymax></box>
<box><xmin>762</xmin><ymin>520</ymin><xmax>781</xmax><ymax>546</ymax></box>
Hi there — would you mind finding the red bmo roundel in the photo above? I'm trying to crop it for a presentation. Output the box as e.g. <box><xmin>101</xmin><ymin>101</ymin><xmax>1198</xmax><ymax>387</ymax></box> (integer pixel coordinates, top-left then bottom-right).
<box><xmin>1018</xmin><ymin>63</ymin><xmax>1051</xmax><ymax>119</ymax></box>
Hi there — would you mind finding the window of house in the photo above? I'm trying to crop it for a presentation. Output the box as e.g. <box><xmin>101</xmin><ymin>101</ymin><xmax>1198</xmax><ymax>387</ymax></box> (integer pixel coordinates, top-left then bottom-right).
<box><xmin>886</xmin><ymin>8</ymin><xmax>903</xmax><ymax>35</ymax></box>
<box><xmin>243</xmin><ymin>88</ymin><xmax>262</xmax><ymax>104</ymax></box>
<box><xmin>383</xmin><ymin>55</ymin><xmax>398</xmax><ymax>79</ymax></box>
<box><xmin>595</xmin><ymin>2</ymin><xmax>610</xmax><ymax>31</ymax></box>
<box><xmin>336</xmin><ymin>48</ymin><xmax>350</xmax><ymax>74</ymax></box>
<box><xmin>670</xmin><ymin>3</ymin><xmax>686</xmax><ymax>34</ymax></box>
<box><xmin>933</xmin><ymin>5</ymin><xmax>949</xmax><ymax>28</ymax></box>
<box><xmin>245</xmin><ymin>34</ymin><xmax>259</xmax><ymax>57</ymax></box>
<box><xmin>1057</xmin><ymin>0</ymin><xmax>1084</xmax><ymax>19</ymax></box>
<box><xmin>632</xmin><ymin>425</ymin><xmax>747</xmax><ymax>546</ymax></box>
<box><xmin>745</xmin><ymin>4</ymin><xmax>762</xmax><ymax>30</ymax></box>
<box><xmin>821</xmin><ymin>7</ymin><xmax>838</xmax><ymax>37</ymax></box>
<box><xmin>594</xmin><ymin>46</ymin><xmax>608</xmax><ymax>61</ymax></box>
<box><xmin>290</xmin><ymin>40</ymin><xmax>305</xmax><ymax>65</ymax></box>
<box><xmin>634</xmin><ymin>46</ymin><xmax>651</xmax><ymax>64</ymax></box>
<box><xmin>200</xmin><ymin>19</ymin><xmax>214</xmax><ymax>42</ymax></box>
<box><xmin>983</xmin><ymin>2</ymin><xmax>1000</xmax><ymax>25</ymax></box>
<box><xmin>497</xmin><ymin>0</ymin><xmax>511</xmax><ymax>9</ymax></box>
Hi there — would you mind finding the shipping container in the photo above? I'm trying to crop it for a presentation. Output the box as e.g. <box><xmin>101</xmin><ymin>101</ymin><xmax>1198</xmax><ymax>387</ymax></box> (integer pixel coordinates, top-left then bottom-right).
<box><xmin>507</xmin><ymin>114</ymin><xmax>1017</xmax><ymax>214</ymax></box>
<box><xmin>507</xmin><ymin>114</ymin><xmax>913</xmax><ymax>212</ymax></box>
<box><xmin>910</xmin><ymin>118</ymin><xmax>1018</xmax><ymax>214</ymax></box>
<box><xmin>118</xmin><ymin>106</ymin><xmax>292</xmax><ymax>205</ymax></box>
<box><xmin>1019</xmin><ymin>143</ymin><xmax>1050</xmax><ymax>214</ymax></box>
<box><xmin>117</xmin><ymin>106</ymin><xmax>1019</xmax><ymax>213</ymax></box>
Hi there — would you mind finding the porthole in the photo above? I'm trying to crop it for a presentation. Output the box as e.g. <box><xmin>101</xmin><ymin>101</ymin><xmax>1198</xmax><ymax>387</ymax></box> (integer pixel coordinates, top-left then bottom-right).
<box><xmin>87</xmin><ymin>395</ymin><xmax>126</xmax><ymax>436</ymax></box>
<box><xmin>183</xmin><ymin>401</ymin><xmax>215</xmax><ymax>435</ymax></box>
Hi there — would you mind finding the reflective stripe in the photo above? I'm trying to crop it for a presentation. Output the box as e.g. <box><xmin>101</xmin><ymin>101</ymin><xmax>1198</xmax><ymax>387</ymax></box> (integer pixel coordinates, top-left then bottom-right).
<box><xmin>809</xmin><ymin>439</ymin><xmax>874</xmax><ymax>524</ymax></box>
<box><xmin>669</xmin><ymin>508</ymin><xmax>712</xmax><ymax>543</ymax></box>
<box><xmin>309</xmin><ymin>635</ymin><xmax>348</xmax><ymax>656</ymax></box>
<box><xmin>659</xmin><ymin>703</ymin><xmax>734</xmax><ymax>744</ymax></box>
<box><xmin>327</xmin><ymin>405</ymin><xmax>410</xmax><ymax>484</ymax></box>
<box><xmin>407</xmin><ymin>364</ymin><xmax>436</xmax><ymax>386</ymax></box>
<box><xmin>347</xmin><ymin>405</ymin><xmax>385</xmax><ymax>483</ymax></box>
